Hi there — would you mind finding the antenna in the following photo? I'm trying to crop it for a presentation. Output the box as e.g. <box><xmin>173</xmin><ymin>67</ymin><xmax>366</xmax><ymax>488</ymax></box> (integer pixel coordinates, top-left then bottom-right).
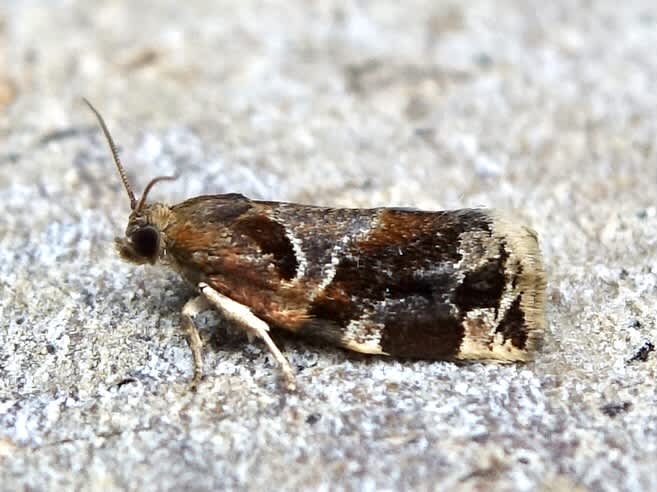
<box><xmin>83</xmin><ymin>98</ymin><xmax>137</xmax><ymax>210</ymax></box>
<box><xmin>135</xmin><ymin>175</ymin><xmax>178</xmax><ymax>213</ymax></box>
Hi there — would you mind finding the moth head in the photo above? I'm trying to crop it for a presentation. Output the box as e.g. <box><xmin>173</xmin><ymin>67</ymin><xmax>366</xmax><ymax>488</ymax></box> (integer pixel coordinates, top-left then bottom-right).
<box><xmin>115</xmin><ymin>202</ymin><xmax>172</xmax><ymax>265</ymax></box>
<box><xmin>83</xmin><ymin>98</ymin><xmax>176</xmax><ymax>265</ymax></box>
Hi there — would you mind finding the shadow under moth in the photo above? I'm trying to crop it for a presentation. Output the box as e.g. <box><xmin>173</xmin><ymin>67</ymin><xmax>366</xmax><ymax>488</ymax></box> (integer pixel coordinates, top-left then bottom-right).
<box><xmin>84</xmin><ymin>99</ymin><xmax>546</xmax><ymax>391</ymax></box>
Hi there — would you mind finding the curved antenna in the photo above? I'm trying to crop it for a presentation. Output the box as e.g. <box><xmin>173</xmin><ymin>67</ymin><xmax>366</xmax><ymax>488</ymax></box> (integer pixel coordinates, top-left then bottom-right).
<box><xmin>82</xmin><ymin>98</ymin><xmax>137</xmax><ymax>210</ymax></box>
<box><xmin>135</xmin><ymin>175</ymin><xmax>178</xmax><ymax>213</ymax></box>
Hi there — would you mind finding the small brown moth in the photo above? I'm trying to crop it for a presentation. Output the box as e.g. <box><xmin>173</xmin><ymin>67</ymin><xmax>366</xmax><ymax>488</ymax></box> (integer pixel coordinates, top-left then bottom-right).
<box><xmin>84</xmin><ymin>99</ymin><xmax>546</xmax><ymax>391</ymax></box>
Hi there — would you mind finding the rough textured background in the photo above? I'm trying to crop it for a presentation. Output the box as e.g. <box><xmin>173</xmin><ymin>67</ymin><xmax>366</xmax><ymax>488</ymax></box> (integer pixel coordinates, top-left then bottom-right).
<box><xmin>1</xmin><ymin>1</ymin><xmax>656</xmax><ymax>491</ymax></box>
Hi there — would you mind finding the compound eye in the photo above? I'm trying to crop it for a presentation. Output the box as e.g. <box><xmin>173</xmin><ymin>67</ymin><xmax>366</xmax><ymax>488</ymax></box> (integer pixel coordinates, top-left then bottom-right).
<box><xmin>131</xmin><ymin>226</ymin><xmax>159</xmax><ymax>258</ymax></box>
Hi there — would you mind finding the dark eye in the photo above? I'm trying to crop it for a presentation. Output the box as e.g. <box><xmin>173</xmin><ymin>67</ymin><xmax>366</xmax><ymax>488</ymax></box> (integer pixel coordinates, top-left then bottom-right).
<box><xmin>131</xmin><ymin>226</ymin><xmax>159</xmax><ymax>258</ymax></box>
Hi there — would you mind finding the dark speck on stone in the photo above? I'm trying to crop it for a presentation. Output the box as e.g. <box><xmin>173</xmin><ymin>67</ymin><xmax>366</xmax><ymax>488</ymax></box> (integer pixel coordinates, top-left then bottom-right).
<box><xmin>600</xmin><ymin>402</ymin><xmax>632</xmax><ymax>418</ymax></box>
<box><xmin>627</xmin><ymin>340</ymin><xmax>655</xmax><ymax>363</ymax></box>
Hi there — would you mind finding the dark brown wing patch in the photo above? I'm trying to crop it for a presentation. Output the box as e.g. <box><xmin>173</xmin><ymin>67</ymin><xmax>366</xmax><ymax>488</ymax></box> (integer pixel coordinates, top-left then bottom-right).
<box><xmin>232</xmin><ymin>215</ymin><xmax>298</xmax><ymax>281</ymax></box>
<box><xmin>453</xmin><ymin>246</ymin><xmax>508</xmax><ymax>312</ymax></box>
<box><xmin>379</xmin><ymin>301</ymin><xmax>464</xmax><ymax>358</ymax></box>
<box><xmin>495</xmin><ymin>295</ymin><xmax>527</xmax><ymax>349</ymax></box>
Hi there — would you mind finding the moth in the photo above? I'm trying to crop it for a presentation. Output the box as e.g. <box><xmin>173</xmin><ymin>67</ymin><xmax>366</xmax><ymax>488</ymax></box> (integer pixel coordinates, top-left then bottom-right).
<box><xmin>84</xmin><ymin>99</ymin><xmax>546</xmax><ymax>390</ymax></box>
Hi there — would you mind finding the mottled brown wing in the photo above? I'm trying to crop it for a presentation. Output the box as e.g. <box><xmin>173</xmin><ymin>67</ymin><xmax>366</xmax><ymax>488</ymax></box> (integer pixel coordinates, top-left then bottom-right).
<box><xmin>165</xmin><ymin>195</ymin><xmax>545</xmax><ymax>362</ymax></box>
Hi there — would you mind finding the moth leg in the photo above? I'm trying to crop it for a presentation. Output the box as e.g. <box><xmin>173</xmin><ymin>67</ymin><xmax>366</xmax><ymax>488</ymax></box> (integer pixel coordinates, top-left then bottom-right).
<box><xmin>181</xmin><ymin>295</ymin><xmax>211</xmax><ymax>390</ymax></box>
<box><xmin>198</xmin><ymin>282</ymin><xmax>296</xmax><ymax>391</ymax></box>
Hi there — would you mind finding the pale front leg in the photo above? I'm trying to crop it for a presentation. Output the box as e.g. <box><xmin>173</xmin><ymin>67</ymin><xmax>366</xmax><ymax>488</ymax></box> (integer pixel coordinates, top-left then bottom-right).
<box><xmin>181</xmin><ymin>295</ymin><xmax>211</xmax><ymax>390</ymax></box>
<box><xmin>198</xmin><ymin>282</ymin><xmax>296</xmax><ymax>391</ymax></box>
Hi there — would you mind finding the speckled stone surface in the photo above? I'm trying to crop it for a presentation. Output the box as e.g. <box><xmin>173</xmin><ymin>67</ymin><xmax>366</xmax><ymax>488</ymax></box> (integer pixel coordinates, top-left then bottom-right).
<box><xmin>1</xmin><ymin>1</ymin><xmax>656</xmax><ymax>491</ymax></box>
